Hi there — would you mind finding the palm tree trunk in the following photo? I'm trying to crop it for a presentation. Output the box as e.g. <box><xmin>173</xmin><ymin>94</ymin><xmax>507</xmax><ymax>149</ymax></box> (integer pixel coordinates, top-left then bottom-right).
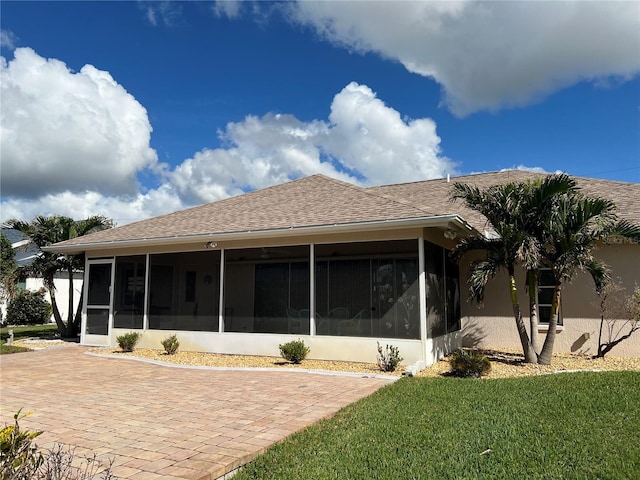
<box><xmin>67</xmin><ymin>265</ymin><xmax>74</xmax><ymax>325</ymax></box>
<box><xmin>72</xmin><ymin>287</ymin><xmax>84</xmax><ymax>336</ymax></box>
<box><xmin>48</xmin><ymin>286</ymin><xmax>65</xmax><ymax>335</ymax></box>
<box><xmin>527</xmin><ymin>270</ymin><xmax>540</xmax><ymax>354</ymax></box>
<box><xmin>538</xmin><ymin>283</ymin><xmax>562</xmax><ymax>365</ymax></box>
<box><xmin>509</xmin><ymin>275</ymin><xmax>537</xmax><ymax>363</ymax></box>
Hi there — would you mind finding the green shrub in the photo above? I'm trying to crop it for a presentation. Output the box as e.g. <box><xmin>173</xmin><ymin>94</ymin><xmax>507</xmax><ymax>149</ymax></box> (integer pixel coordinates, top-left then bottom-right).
<box><xmin>116</xmin><ymin>331</ymin><xmax>141</xmax><ymax>352</ymax></box>
<box><xmin>1</xmin><ymin>410</ymin><xmax>116</xmax><ymax>479</ymax></box>
<box><xmin>279</xmin><ymin>339</ymin><xmax>310</xmax><ymax>364</ymax></box>
<box><xmin>0</xmin><ymin>409</ymin><xmax>43</xmax><ymax>479</ymax></box>
<box><xmin>377</xmin><ymin>342</ymin><xmax>403</xmax><ymax>372</ymax></box>
<box><xmin>449</xmin><ymin>349</ymin><xmax>491</xmax><ymax>378</ymax></box>
<box><xmin>6</xmin><ymin>290</ymin><xmax>52</xmax><ymax>326</ymax></box>
<box><xmin>161</xmin><ymin>334</ymin><xmax>180</xmax><ymax>355</ymax></box>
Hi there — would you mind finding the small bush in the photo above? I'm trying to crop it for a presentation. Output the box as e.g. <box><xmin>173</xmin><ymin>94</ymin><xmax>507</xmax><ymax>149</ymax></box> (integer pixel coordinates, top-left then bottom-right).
<box><xmin>161</xmin><ymin>334</ymin><xmax>180</xmax><ymax>355</ymax></box>
<box><xmin>449</xmin><ymin>349</ymin><xmax>491</xmax><ymax>378</ymax></box>
<box><xmin>1</xmin><ymin>410</ymin><xmax>115</xmax><ymax>479</ymax></box>
<box><xmin>6</xmin><ymin>290</ymin><xmax>52</xmax><ymax>326</ymax></box>
<box><xmin>0</xmin><ymin>409</ymin><xmax>43</xmax><ymax>479</ymax></box>
<box><xmin>116</xmin><ymin>331</ymin><xmax>141</xmax><ymax>352</ymax></box>
<box><xmin>279</xmin><ymin>339</ymin><xmax>310</xmax><ymax>364</ymax></box>
<box><xmin>377</xmin><ymin>342</ymin><xmax>403</xmax><ymax>372</ymax></box>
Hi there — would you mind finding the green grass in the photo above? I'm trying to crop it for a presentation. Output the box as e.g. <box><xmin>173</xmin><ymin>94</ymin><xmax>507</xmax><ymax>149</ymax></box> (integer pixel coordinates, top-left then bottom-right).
<box><xmin>0</xmin><ymin>324</ymin><xmax>58</xmax><ymax>354</ymax></box>
<box><xmin>0</xmin><ymin>323</ymin><xmax>58</xmax><ymax>342</ymax></box>
<box><xmin>235</xmin><ymin>372</ymin><xmax>640</xmax><ymax>480</ymax></box>
<box><xmin>0</xmin><ymin>343</ymin><xmax>32</xmax><ymax>354</ymax></box>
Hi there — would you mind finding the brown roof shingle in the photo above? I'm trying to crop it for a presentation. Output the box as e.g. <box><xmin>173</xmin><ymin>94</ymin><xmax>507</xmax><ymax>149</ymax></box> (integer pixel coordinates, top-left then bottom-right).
<box><xmin>53</xmin><ymin>170</ymin><xmax>640</xmax><ymax>249</ymax></box>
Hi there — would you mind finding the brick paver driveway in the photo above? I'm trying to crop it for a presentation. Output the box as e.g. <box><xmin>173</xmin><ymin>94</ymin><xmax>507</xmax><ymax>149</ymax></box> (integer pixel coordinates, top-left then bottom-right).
<box><xmin>0</xmin><ymin>346</ymin><xmax>394</xmax><ymax>480</ymax></box>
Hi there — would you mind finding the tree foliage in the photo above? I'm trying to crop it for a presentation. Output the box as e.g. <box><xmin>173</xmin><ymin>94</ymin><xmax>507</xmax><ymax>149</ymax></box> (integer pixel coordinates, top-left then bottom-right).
<box><xmin>2</xmin><ymin>215</ymin><xmax>112</xmax><ymax>337</ymax></box>
<box><xmin>452</xmin><ymin>174</ymin><xmax>640</xmax><ymax>365</ymax></box>
<box><xmin>1</xmin><ymin>234</ymin><xmax>18</xmax><ymax>304</ymax></box>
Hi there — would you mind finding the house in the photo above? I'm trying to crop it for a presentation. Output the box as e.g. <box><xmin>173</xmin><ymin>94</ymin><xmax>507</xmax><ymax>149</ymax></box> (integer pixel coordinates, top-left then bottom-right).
<box><xmin>45</xmin><ymin>171</ymin><xmax>640</xmax><ymax>366</ymax></box>
<box><xmin>1</xmin><ymin>228</ymin><xmax>83</xmax><ymax>323</ymax></box>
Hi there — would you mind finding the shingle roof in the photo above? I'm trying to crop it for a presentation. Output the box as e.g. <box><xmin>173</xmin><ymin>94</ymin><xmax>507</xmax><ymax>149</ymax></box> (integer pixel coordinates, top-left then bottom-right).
<box><xmin>51</xmin><ymin>170</ymin><xmax>640</xmax><ymax>250</ymax></box>
<box><xmin>1</xmin><ymin>228</ymin><xmax>42</xmax><ymax>267</ymax></box>
<box><xmin>53</xmin><ymin>175</ymin><xmax>448</xmax><ymax>249</ymax></box>
<box><xmin>370</xmin><ymin>170</ymin><xmax>640</xmax><ymax>233</ymax></box>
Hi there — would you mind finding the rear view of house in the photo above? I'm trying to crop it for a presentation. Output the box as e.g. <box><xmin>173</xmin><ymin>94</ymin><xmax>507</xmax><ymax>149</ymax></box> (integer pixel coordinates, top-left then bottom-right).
<box><xmin>46</xmin><ymin>171</ymin><xmax>640</xmax><ymax>366</ymax></box>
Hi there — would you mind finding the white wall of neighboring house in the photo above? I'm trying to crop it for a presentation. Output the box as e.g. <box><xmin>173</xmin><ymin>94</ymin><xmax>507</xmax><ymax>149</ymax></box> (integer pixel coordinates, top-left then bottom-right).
<box><xmin>1</xmin><ymin>272</ymin><xmax>84</xmax><ymax>324</ymax></box>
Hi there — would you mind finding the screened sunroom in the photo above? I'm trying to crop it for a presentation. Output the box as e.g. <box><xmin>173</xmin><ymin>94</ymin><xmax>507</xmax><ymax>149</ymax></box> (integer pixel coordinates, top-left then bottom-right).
<box><xmin>84</xmin><ymin>236</ymin><xmax>461</xmax><ymax>365</ymax></box>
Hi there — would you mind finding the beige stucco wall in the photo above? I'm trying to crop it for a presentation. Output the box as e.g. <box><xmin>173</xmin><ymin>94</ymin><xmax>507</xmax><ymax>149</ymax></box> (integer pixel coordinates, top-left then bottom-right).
<box><xmin>461</xmin><ymin>243</ymin><xmax>640</xmax><ymax>357</ymax></box>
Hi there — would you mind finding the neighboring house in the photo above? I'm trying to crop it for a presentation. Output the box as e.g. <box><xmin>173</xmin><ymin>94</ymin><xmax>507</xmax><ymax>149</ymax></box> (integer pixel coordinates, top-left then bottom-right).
<box><xmin>45</xmin><ymin>171</ymin><xmax>640</xmax><ymax>366</ymax></box>
<box><xmin>1</xmin><ymin>228</ymin><xmax>83</xmax><ymax>323</ymax></box>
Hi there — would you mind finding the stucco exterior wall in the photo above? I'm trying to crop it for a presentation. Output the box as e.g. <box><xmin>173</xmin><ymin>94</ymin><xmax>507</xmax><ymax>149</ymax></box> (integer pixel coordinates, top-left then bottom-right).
<box><xmin>1</xmin><ymin>273</ymin><xmax>83</xmax><ymax>324</ymax></box>
<box><xmin>461</xmin><ymin>243</ymin><xmax>640</xmax><ymax>357</ymax></box>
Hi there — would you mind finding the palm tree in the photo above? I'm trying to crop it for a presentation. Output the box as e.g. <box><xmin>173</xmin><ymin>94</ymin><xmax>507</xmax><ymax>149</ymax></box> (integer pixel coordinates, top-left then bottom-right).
<box><xmin>451</xmin><ymin>174</ymin><xmax>577</xmax><ymax>363</ymax></box>
<box><xmin>537</xmin><ymin>193</ymin><xmax>640</xmax><ymax>364</ymax></box>
<box><xmin>3</xmin><ymin>215</ymin><xmax>112</xmax><ymax>337</ymax></box>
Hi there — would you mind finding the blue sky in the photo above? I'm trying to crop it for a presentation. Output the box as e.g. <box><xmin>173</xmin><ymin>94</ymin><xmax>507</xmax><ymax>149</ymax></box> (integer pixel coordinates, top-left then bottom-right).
<box><xmin>1</xmin><ymin>1</ymin><xmax>639</xmax><ymax>225</ymax></box>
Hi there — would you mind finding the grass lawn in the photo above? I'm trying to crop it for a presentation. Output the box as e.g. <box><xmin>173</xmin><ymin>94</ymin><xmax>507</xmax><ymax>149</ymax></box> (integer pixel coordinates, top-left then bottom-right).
<box><xmin>0</xmin><ymin>323</ymin><xmax>58</xmax><ymax>342</ymax></box>
<box><xmin>235</xmin><ymin>371</ymin><xmax>640</xmax><ymax>480</ymax></box>
<box><xmin>0</xmin><ymin>324</ymin><xmax>59</xmax><ymax>354</ymax></box>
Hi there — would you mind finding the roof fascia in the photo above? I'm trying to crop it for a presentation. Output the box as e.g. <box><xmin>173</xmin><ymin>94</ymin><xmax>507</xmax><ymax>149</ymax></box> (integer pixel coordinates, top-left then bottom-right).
<box><xmin>43</xmin><ymin>215</ymin><xmax>475</xmax><ymax>254</ymax></box>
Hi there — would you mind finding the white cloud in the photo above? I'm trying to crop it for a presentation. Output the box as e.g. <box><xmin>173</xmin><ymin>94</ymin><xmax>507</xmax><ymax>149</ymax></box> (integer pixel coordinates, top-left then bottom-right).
<box><xmin>288</xmin><ymin>1</ymin><xmax>640</xmax><ymax>116</ymax></box>
<box><xmin>0</xmin><ymin>187</ymin><xmax>185</xmax><ymax>228</ymax></box>
<box><xmin>170</xmin><ymin>82</ymin><xmax>455</xmax><ymax>205</ymax></box>
<box><xmin>0</xmin><ymin>47</ymin><xmax>158</xmax><ymax>198</ymax></box>
<box><xmin>0</xmin><ymin>49</ymin><xmax>453</xmax><ymax>225</ymax></box>
<box><xmin>140</xmin><ymin>1</ymin><xmax>183</xmax><ymax>27</ymax></box>
<box><xmin>0</xmin><ymin>29</ymin><xmax>17</xmax><ymax>49</ymax></box>
<box><xmin>213</xmin><ymin>0</ymin><xmax>242</xmax><ymax>19</ymax></box>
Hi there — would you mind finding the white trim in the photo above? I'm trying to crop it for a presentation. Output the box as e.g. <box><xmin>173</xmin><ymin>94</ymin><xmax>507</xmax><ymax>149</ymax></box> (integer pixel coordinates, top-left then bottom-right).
<box><xmin>310</xmin><ymin>243</ymin><xmax>315</xmax><ymax>336</ymax></box>
<box><xmin>418</xmin><ymin>237</ymin><xmax>427</xmax><ymax>365</ymax></box>
<box><xmin>143</xmin><ymin>254</ymin><xmax>150</xmax><ymax>331</ymax></box>
<box><xmin>82</xmin><ymin>258</ymin><xmax>115</xmax><ymax>346</ymax></box>
<box><xmin>44</xmin><ymin>215</ymin><xmax>474</xmax><ymax>253</ymax></box>
<box><xmin>218</xmin><ymin>249</ymin><xmax>225</xmax><ymax>333</ymax></box>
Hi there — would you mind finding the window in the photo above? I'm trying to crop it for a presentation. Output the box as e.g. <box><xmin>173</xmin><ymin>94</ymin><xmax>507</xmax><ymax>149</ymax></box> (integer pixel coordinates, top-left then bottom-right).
<box><xmin>538</xmin><ymin>269</ymin><xmax>562</xmax><ymax>326</ymax></box>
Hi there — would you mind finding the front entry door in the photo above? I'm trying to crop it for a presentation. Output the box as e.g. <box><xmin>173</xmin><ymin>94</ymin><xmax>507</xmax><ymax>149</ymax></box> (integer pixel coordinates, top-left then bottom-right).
<box><xmin>82</xmin><ymin>260</ymin><xmax>114</xmax><ymax>346</ymax></box>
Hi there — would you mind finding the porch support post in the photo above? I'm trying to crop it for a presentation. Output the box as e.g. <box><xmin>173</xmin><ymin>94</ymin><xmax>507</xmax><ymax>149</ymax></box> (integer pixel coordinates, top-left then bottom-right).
<box><xmin>418</xmin><ymin>237</ymin><xmax>428</xmax><ymax>362</ymax></box>
<box><xmin>310</xmin><ymin>243</ymin><xmax>315</xmax><ymax>336</ymax></box>
<box><xmin>218</xmin><ymin>248</ymin><xmax>225</xmax><ymax>332</ymax></box>
<box><xmin>143</xmin><ymin>253</ymin><xmax>150</xmax><ymax>330</ymax></box>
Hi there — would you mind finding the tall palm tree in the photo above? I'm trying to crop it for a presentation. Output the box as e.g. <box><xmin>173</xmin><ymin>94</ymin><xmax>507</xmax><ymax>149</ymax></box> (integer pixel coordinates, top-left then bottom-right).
<box><xmin>451</xmin><ymin>174</ymin><xmax>577</xmax><ymax>363</ymax></box>
<box><xmin>4</xmin><ymin>215</ymin><xmax>112</xmax><ymax>337</ymax></box>
<box><xmin>537</xmin><ymin>193</ymin><xmax>640</xmax><ymax>364</ymax></box>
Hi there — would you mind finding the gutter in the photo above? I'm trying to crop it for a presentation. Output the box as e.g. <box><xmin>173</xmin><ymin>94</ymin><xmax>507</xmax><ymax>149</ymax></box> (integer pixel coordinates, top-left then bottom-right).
<box><xmin>43</xmin><ymin>215</ymin><xmax>476</xmax><ymax>254</ymax></box>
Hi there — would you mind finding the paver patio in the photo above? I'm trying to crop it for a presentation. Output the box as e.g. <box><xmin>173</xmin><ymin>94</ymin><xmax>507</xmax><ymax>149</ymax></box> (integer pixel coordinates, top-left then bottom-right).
<box><xmin>0</xmin><ymin>346</ymin><xmax>394</xmax><ymax>479</ymax></box>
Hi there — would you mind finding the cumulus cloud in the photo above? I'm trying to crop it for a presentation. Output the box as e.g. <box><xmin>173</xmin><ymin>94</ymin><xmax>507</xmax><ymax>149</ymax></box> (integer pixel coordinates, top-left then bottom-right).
<box><xmin>0</xmin><ymin>49</ymin><xmax>454</xmax><ymax>225</ymax></box>
<box><xmin>0</xmin><ymin>47</ymin><xmax>158</xmax><ymax>198</ymax></box>
<box><xmin>170</xmin><ymin>82</ymin><xmax>455</xmax><ymax>205</ymax></box>
<box><xmin>288</xmin><ymin>1</ymin><xmax>640</xmax><ymax>116</ymax></box>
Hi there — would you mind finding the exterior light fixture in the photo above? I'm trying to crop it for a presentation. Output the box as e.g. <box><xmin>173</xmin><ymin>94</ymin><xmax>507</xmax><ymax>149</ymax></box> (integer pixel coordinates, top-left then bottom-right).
<box><xmin>443</xmin><ymin>229</ymin><xmax>457</xmax><ymax>240</ymax></box>
<box><xmin>205</xmin><ymin>241</ymin><xmax>218</xmax><ymax>249</ymax></box>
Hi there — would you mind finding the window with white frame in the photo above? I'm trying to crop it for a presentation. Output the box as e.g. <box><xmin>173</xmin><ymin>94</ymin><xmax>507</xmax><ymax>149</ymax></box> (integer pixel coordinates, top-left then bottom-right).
<box><xmin>538</xmin><ymin>268</ymin><xmax>562</xmax><ymax>326</ymax></box>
